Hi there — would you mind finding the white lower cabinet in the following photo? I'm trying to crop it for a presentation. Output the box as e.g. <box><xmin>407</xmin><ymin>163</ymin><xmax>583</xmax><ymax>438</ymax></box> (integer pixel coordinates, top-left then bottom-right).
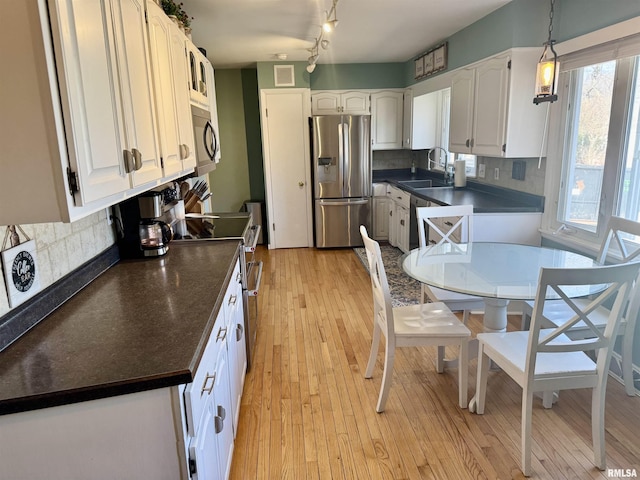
<box><xmin>0</xmin><ymin>260</ymin><xmax>246</xmax><ymax>480</ymax></box>
<box><xmin>372</xmin><ymin>183</ymin><xmax>390</xmax><ymax>240</ymax></box>
<box><xmin>387</xmin><ymin>185</ymin><xmax>411</xmax><ymax>253</ymax></box>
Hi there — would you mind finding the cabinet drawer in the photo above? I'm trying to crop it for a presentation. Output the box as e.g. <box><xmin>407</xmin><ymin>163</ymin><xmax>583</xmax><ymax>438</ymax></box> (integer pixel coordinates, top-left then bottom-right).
<box><xmin>372</xmin><ymin>182</ymin><xmax>387</xmax><ymax>196</ymax></box>
<box><xmin>184</xmin><ymin>313</ymin><xmax>228</xmax><ymax>437</ymax></box>
<box><xmin>387</xmin><ymin>186</ymin><xmax>410</xmax><ymax>208</ymax></box>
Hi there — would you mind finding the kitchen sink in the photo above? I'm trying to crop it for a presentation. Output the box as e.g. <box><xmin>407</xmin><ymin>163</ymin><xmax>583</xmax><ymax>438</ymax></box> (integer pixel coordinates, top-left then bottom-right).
<box><xmin>398</xmin><ymin>179</ymin><xmax>433</xmax><ymax>188</ymax></box>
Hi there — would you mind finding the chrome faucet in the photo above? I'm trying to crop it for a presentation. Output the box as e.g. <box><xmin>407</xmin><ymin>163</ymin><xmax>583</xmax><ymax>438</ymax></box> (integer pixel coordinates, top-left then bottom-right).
<box><xmin>428</xmin><ymin>147</ymin><xmax>454</xmax><ymax>185</ymax></box>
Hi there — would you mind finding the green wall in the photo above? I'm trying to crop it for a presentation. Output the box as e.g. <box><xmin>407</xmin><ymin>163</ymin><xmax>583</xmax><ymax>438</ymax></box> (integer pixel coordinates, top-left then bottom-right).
<box><xmin>310</xmin><ymin>63</ymin><xmax>405</xmax><ymax>90</ymax></box>
<box><xmin>208</xmin><ymin>69</ymin><xmax>251</xmax><ymax>212</ymax></box>
<box><xmin>241</xmin><ymin>69</ymin><xmax>265</xmax><ymax>202</ymax></box>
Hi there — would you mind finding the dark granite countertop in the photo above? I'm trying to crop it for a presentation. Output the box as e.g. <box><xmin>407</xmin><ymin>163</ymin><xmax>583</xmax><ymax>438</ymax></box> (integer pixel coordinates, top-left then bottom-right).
<box><xmin>0</xmin><ymin>241</ymin><xmax>240</xmax><ymax>415</ymax></box>
<box><xmin>373</xmin><ymin>168</ymin><xmax>544</xmax><ymax>213</ymax></box>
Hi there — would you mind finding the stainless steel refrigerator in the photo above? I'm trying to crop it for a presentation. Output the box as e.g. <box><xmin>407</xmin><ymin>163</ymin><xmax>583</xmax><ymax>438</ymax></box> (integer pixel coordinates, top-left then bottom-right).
<box><xmin>312</xmin><ymin>115</ymin><xmax>372</xmax><ymax>248</ymax></box>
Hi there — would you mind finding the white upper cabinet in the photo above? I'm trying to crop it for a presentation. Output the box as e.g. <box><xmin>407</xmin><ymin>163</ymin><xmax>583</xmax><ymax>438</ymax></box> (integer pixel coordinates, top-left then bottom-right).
<box><xmin>2</xmin><ymin>0</ymin><xmax>172</xmax><ymax>224</ymax></box>
<box><xmin>449</xmin><ymin>49</ymin><xmax>548</xmax><ymax>158</ymax></box>
<box><xmin>371</xmin><ymin>90</ymin><xmax>403</xmax><ymax>150</ymax></box>
<box><xmin>147</xmin><ymin>1</ymin><xmax>195</xmax><ymax>177</ymax></box>
<box><xmin>311</xmin><ymin>91</ymin><xmax>370</xmax><ymax>115</ymax></box>
<box><xmin>403</xmin><ymin>89</ymin><xmax>439</xmax><ymax>150</ymax></box>
<box><xmin>204</xmin><ymin>55</ymin><xmax>222</xmax><ymax>163</ymax></box>
<box><xmin>187</xmin><ymin>41</ymin><xmax>210</xmax><ymax>109</ymax></box>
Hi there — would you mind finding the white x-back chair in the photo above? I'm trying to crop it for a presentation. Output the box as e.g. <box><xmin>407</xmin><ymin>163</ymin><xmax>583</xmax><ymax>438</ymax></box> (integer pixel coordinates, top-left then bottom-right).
<box><xmin>521</xmin><ymin>216</ymin><xmax>640</xmax><ymax>395</ymax></box>
<box><xmin>360</xmin><ymin>226</ymin><xmax>471</xmax><ymax>413</ymax></box>
<box><xmin>474</xmin><ymin>261</ymin><xmax>640</xmax><ymax>477</ymax></box>
<box><xmin>416</xmin><ymin>205</ymin><xmax>485</xmax><ymax>325</ymax></box>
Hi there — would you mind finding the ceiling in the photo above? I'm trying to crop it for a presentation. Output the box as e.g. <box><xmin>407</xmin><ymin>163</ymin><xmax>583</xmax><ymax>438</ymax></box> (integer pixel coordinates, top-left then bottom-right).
<box><xmin>181</xmin><ymin>0</ymin><xmax>513</xmax><ymax>69</ymax></box>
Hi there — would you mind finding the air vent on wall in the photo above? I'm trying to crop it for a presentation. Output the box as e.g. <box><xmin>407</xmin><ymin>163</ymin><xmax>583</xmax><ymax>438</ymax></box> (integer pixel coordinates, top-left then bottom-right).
<box><xmin>274</xmin><ymin>65</ymin><xmax>295</xmax><ymax>87</ymax></box>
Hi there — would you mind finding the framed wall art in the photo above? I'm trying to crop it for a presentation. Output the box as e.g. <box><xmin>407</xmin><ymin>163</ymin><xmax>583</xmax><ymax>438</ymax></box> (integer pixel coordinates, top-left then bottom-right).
<box><xmin>1</xmin><ymin>227</ymin><xmax>41</xmax><ymax>308</ymax></box>
<box><xmin>433</xmin><ymin>43</ymin><xmax>448</xmax><ymax>72</ymax></box>
<box><xmin>423</xmin><ymin>52</ymin><xmax>434</xmax><ymax>75</ymax></box>
<box><xmin>414</xmin><ymin>56</ymin><xmax>424</xmax><ymax>78</ymax></box>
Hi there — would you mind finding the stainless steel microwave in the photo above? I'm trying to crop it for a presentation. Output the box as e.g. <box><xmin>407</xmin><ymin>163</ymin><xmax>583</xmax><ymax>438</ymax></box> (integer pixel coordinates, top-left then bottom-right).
<box><xmin>191</xmin><ymin>105</ymin><xmax>219</xmax><ymax>176</ymax></box>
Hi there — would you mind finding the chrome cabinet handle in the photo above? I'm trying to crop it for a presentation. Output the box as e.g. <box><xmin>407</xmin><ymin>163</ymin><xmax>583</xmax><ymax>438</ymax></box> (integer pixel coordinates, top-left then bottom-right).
<box><xmin>228</xmin><ymin>294</ymin><xmax>238</xmax><ymax>306</ymax></box>
<box><xmin>132</xmin><ymin>148</ymin><xmax>142</xmax><ymax>171</ymax></box>
<box><xmin>236</xmin><ymin>272</ymin><xmax>242</xmax><ymax>283</ymax></box>
<box><xmin>216</xmin><ymin>326</ymin><xmax>227</xmax><ymax>342</ymax></box>
<box><xmin>201</xmin><ymin>372</ymin><xmax>215</xmax><ymax>395</ymax></box>
<box><xmin>444</xmin><ymin>221</ymin><xmax>454</xmax><ymax>227</ymax></box>
<box><xmin>214</xmin><ymin>414</ymin><xmax>223</xmax><ymax>434</ymax></box>
<box><xmin>400</xmin><ymin>219</ymin><xmax>405</xmax><ymax>226</ymax></box>
<box><xmin>470</xmin><ymin>138</ymin><xmax>474</xmax><ymax>148</ymax></box>
<box><xmin>465</xmin><ymin>139</ymin><xmax>470</xmax><ymax>148</ymax></box>
<box><xmin>217</xmin><ymin>404</ymin><xmax>226</xmax><ymax>421</ymax></box>
<box><xmin>180</xmin><ymin>144</ymin><xmax>190</xmax><ymax>160</ymax></box>
<box><xmin>236</xmin><ymin>323</ymin><xmax>244</xmax><ymax>341</ymax></box>
<box><xmin>123</xmin><ymin>150</ymin><xmax>133</xmax><ymax>173</ymax></box>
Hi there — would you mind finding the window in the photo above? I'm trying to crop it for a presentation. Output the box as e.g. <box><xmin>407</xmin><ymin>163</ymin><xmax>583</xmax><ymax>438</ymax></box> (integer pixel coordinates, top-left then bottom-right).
<box><xmin>550</xmin><ymin>35</ymin><xmax>640</xmax><ymax>247</ymax></box>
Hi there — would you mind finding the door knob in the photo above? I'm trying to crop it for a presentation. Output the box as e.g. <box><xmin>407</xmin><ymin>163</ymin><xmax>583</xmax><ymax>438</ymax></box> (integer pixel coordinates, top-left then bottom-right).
<box><xmin>298</xmin><ymin>181</ymin><xmax>304</xmax><ymax>187</ymax></box>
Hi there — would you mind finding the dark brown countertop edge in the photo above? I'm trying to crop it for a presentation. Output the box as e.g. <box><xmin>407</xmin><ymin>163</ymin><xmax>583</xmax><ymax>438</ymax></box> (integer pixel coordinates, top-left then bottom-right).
<box><xmin>0</xmin><ymin>241</ymin><xmax>241</xmax><ymax>417</ymax></box>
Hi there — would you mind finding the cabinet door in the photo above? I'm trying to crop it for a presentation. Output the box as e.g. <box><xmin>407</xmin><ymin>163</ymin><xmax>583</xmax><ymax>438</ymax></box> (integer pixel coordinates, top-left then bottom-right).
<box><xmin>398</xmin><ymin>206</ymin><xmax>410</xmax><ymax>253</ymax></box>
<box><xmin>51</xmin><ymin>0</ymin><xmax>130</xmax><ymax>204</ymax></box>
<box><xmin>312</xmin><ymin>92</ymin><xmax>340</xmax><ymax>114</ymax></box>
<box><xmin>449</xmin><ymin>68</ymin><xmax>475</xmax><ymax>154</ymax></box>
<box><xmin>402</xmin><ymin>89</ymin><xmax>413</xmax><ymax>149</ymax></box>
<box><xmin>341</xmin><ymin>91</ymin><xmax>370</xmax><ymax>114</ymax></box>
<box><xmin>373</xmin><ymin>196</ymin><xmax>390</xmax><ymax>240</ymax></box>
<box><xmin>410</xmin><ymin>91</ymin><xmax>439</xmax><ymax>150</ymax></box>
<box><xmin>371</xmin><ymin>91</ymin><xmax>403</xmax><ymax>150</ymax></box>
<box><xmin>146</xmin><ymin>2</ymin><xmax>181</xmax><ymax>176</ymax></box>
<box><xmin>169</xmin><ymin>25</ymin><xmax>196</xmax><ymax>172</ymax></box>
<box><xmin>213</xmin><ymin>336</ymin><xmax>234</xmax><ymax>480</ymax></box>
<box><xmin>112</xmin><ymin>0</ymin><xmax>162</xmax><ymax>186</ymax></box>
<box><xmin>225</xmin><ymin>262</ymin><xmax>246</xmax><ymax>436</ymax></box>
<box><xmin>388</xmin><ymin>197</ymin><xmax>397</xmax><ymax>247</ymax></box>
<box><xmin>472</xmin><ymin>56</ymin><xmax>509</xmax><ymax>156</ymax></box>
<box><xmin>188</xmin><ymin>399</ymin><xmax>221</xmax><ymax>480</ymax></box>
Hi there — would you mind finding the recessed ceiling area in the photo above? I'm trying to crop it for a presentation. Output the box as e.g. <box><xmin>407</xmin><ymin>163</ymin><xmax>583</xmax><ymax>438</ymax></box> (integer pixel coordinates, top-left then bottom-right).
<box><xmin>181</xmin><ymin>0</ymin><xmax>512</xmax><ymax>68</ymax></box>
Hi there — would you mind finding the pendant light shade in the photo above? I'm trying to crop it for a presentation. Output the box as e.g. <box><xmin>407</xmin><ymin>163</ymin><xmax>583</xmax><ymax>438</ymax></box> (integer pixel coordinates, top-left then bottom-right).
<box><xmin>533</xmin><ymin>0</ymin><xmax>559</xmax><ymax>105</ymax></box>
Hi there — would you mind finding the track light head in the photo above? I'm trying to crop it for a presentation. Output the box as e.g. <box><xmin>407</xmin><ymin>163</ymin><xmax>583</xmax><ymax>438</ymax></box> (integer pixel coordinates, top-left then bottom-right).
<box><xmin>306</xmin><ymin>63</ymin><xmax>316</xmax><ymax>73</ymax></box>
<box><xmin>321</xmin><ymin>39</ymin><xmax>330</xmax><ymax>50</ymax></box>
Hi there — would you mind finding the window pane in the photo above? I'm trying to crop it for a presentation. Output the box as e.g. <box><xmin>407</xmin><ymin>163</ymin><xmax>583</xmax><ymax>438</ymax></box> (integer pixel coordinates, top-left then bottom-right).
<box><xmin>561</xmin><ymin>61</ymin><xmax>616</xmax><ymax>231</ymax></box>
<box><xmin>618</xmin><ymin>57</ymin><xmax>640</xmax><ymax>227</ymax></box>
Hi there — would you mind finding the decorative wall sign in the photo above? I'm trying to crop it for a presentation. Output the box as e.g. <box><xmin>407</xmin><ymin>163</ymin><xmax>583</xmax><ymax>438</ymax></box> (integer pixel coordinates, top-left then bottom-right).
<box><xmin>413</xmin><ymin>42</ymin><xmax>448</xmax><ymax>80</ymax></box>
<box><xmin>2</xmin><ymin>228</ymin><xmax>41</xmax><ymax>308</ymax></box>
<box><xmin>414</xmin><ymin>56</ymin><xmax>424</xmax><ymax>78</ymax></box>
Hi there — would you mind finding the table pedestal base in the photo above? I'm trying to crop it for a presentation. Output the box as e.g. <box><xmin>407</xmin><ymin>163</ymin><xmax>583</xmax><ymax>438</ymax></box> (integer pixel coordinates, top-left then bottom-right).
<box><xmin>483</xmin><ymin>298</ymin><xmax>509</xmax><ymax>333</ymax></box>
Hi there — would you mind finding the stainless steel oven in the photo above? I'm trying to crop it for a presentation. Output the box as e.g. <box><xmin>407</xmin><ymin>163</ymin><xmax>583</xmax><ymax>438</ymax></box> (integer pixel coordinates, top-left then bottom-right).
<box><xmin>171</xmin><ymin>211</ymin><xmax>262</xmax><ymax>370</ymax></box>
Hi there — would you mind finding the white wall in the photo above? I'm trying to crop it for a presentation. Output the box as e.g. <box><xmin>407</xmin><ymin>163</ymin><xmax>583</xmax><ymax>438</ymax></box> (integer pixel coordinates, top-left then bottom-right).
<box><xmin>0</xmin><ymin>211</ymin><xmax>115</xmax><ymax>317</ymax></box>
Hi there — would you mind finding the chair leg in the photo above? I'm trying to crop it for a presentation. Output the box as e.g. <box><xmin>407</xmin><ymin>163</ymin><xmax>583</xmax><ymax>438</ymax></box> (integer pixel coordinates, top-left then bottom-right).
<box><xmin>458</xmin><ymin>339</ymin><xmax>468</xmax><ymax>409</ymax></box>
<box><xmin>622</xmin><ymin>328</ymin><xmax>636</xmax><ymax>396</ymax></box>
<box><xmin>475</xmin><ymin>342</ymin><xmax>491</xmax><ymax>414</ymax></box>
<box><xmin>592</xmin><ymin>384</ymin><xmax>607</xmax><ymax>470</ymax></box>
<box><xmin>521</xmin><ymin>388</ymin><xmax>534</xmax><ymax>477</ymax></box>
<box><xmin>365</xmin><ymin>323</ymin><xmax>381</xmax><ymax>379</ymax></box>
<box><xmin>521</xmin><ymin>312</ymin><xmax>531</xmax><ymax>330</ymax></box>
<box><xmin>421</xmin><ymin>284</ymin><xmax>428</xmax><ymax>304</ymax></box>
<box><xmin>542</xmin><ymin>390</ymin><xmax>554</xmax><ymax>409</ymax></box>
<box><xmin>436</xmin><ymin>346</ymin><xmax>445</xmax><ymax>373</ymax></box>
<box><xmin>376</xmin><ymin>336</ymin><xmax>395</xmax><ymax>413</ymax></box>
<box><xmin>462</xmin><ymin>309</ymin><xmax>470</xmax><ymax>325</ymax></box>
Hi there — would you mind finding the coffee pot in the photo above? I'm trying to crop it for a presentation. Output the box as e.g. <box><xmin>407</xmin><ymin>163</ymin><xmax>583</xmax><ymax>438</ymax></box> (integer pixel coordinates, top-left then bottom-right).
<box><xmin>139</xmin><ymin>219</ymin><xmax>172</xmax><ymax>256</ymax></box>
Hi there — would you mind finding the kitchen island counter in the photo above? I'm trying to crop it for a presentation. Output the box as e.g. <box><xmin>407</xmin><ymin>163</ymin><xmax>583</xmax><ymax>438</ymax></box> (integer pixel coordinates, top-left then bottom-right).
<box><xmin>0</xmin><ymin>241</ymin><xmax>240</xmax><ymax>415</ymax></box>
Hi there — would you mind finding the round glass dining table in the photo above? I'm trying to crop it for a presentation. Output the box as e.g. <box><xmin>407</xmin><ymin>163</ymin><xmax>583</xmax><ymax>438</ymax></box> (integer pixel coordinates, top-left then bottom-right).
<box><xmin>402</xmin><ymin>242</ymin><xmax>601</xmax><ymax>333</ymax></box>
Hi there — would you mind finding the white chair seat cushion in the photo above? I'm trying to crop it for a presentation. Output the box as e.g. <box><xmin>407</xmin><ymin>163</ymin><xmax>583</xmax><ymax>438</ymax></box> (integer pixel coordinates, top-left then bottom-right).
<box><xmin>524</xmin><ymin>298</ymin><xmax>614</xmax><ymax>331</ymax></box>
<box><xmin>393</xmin><ymin>302</ymin><xmax>471</xmax><ymax>338</ymax></box>
<box><xmin>477</xmin><ymin>329</ymin><xmax>597</xmax><ymax>377</ymax></box>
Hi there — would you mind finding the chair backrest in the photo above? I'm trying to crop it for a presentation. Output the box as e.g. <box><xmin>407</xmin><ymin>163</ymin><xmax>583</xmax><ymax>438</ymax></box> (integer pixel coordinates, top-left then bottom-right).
<box><xmin>526</xmin><ymin>262</ymin><xmax>640</xmax><ymax>383</ymax></box>
<box><xmin>360</xmin><ymin>226</ymin><xmax>395</xmax><ymax>338</ymax></box>
<box><xmin>597</xmin><ymin>216</ymin><xmax>640</xmax><ymax>264</ymax></box>
<box><xmin>416</xmin><ymin>205</ymin><xmax>474</xmax><ymax>248</ymax></box>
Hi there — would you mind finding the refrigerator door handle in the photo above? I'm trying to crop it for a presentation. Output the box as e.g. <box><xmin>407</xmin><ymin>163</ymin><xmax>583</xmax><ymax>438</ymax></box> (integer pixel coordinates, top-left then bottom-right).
<box><xmin>317</xmin><ymin>199</ymin><xmax>369</xmax><ymax>206</ymax></box>
<box><xmin>342</xmin><ymin>122</ymin><xmax>350</xmax><ymax>194</ymax></box>
<box><xmin>337</xmin><ymin>120</ymin><xmax>344</xmax><ymax>174</ymax></box>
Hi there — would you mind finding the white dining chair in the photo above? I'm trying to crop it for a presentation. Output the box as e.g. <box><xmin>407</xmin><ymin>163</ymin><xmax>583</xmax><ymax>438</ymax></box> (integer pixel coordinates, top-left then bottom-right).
<box><xmin>474</xmin><ymin>262</ymin><xmax>640</xmax><ymax>477</ymax></box>
<box><xmin>416</xmin><ymin>205</ymin><xmax>485</xmax><ymax>325</ymax></box>
<box><xmin>521</xmin><ymin>216</ymin><xmax>640</xmax><ymax>396</ymax></box>
<box><xmin>359</xmin><ymin>225</ymin><xmax>471</xmax><ymax>413</ymax></box>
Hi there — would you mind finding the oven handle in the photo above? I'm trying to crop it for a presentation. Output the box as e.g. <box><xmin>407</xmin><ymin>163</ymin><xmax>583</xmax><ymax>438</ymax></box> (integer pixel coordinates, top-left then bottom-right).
<box><xmin>246</xmin><ymin>260</ymin><xmax>263</xmax><ymax>296</ymax></box>
<box><xmin>244</xmin><ymin>224</ymin><xmax>261</xmax><ymax>253</ymax></box>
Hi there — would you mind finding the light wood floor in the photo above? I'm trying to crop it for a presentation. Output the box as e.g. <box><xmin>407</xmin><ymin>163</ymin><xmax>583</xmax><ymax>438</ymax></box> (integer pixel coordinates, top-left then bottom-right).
<box><xmin>230</xmin><ymin>246</ymin><xmax>640</xmax><ymax>479</ymax></box>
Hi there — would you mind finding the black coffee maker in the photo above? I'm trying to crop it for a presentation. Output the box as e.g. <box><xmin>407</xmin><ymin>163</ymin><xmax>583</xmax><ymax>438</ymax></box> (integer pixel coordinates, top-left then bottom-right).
<box><xmin>114</xmin><ymin>192</ymin><xmax>173</xmax><ymax>258</ymax></box>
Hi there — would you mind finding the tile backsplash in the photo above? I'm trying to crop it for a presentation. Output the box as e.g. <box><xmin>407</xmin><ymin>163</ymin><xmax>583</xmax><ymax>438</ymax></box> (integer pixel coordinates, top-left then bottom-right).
<box><xmin>0</xmin><ymin>210</ymin><xmax>115</xmax><ymax>317</ymax></box>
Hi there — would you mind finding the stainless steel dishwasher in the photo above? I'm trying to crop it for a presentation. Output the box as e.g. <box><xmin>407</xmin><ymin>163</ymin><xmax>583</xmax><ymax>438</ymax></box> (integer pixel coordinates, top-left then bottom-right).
<box><xmin>410</xmin><ymin>195</ymin><xmax>430</xmax><ymax>249</ymax></box>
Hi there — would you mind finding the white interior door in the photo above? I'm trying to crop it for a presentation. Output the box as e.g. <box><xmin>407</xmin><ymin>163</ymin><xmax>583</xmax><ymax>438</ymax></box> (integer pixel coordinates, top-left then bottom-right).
<box><xmin>261</xmin><ymin>89</ymin><xmax>313</xmax><ymax>249</ymax></box>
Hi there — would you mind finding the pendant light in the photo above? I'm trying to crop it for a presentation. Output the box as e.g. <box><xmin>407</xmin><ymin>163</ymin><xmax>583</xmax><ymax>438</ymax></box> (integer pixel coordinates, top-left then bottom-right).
<box><xmin>533</xmin><ymin>0</ymin><xmax>559</xmax><ymax>104</ymax></box>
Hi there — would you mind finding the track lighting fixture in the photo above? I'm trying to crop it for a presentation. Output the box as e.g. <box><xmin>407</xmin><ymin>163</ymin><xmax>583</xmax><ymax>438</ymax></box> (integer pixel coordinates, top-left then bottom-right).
<box><xmin>306</xmin><ymin>0</ymin><xmax>338</xmax><ymax>74</ymax></box>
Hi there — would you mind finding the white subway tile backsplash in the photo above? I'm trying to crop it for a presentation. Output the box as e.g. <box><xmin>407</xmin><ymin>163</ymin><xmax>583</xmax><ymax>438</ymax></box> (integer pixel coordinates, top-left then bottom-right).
<box><xmin>0</xmin><ymin>212</ymin><xmax>116</xmax><ymax>318</ymax></box>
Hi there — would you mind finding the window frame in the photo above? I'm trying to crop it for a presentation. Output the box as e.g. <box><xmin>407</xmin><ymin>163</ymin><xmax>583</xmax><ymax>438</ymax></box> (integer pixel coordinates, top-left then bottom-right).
<box><xmin>542</xmin><ymin>34</ymin><xmax>640</xmax><ymax>252</ymax></box>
